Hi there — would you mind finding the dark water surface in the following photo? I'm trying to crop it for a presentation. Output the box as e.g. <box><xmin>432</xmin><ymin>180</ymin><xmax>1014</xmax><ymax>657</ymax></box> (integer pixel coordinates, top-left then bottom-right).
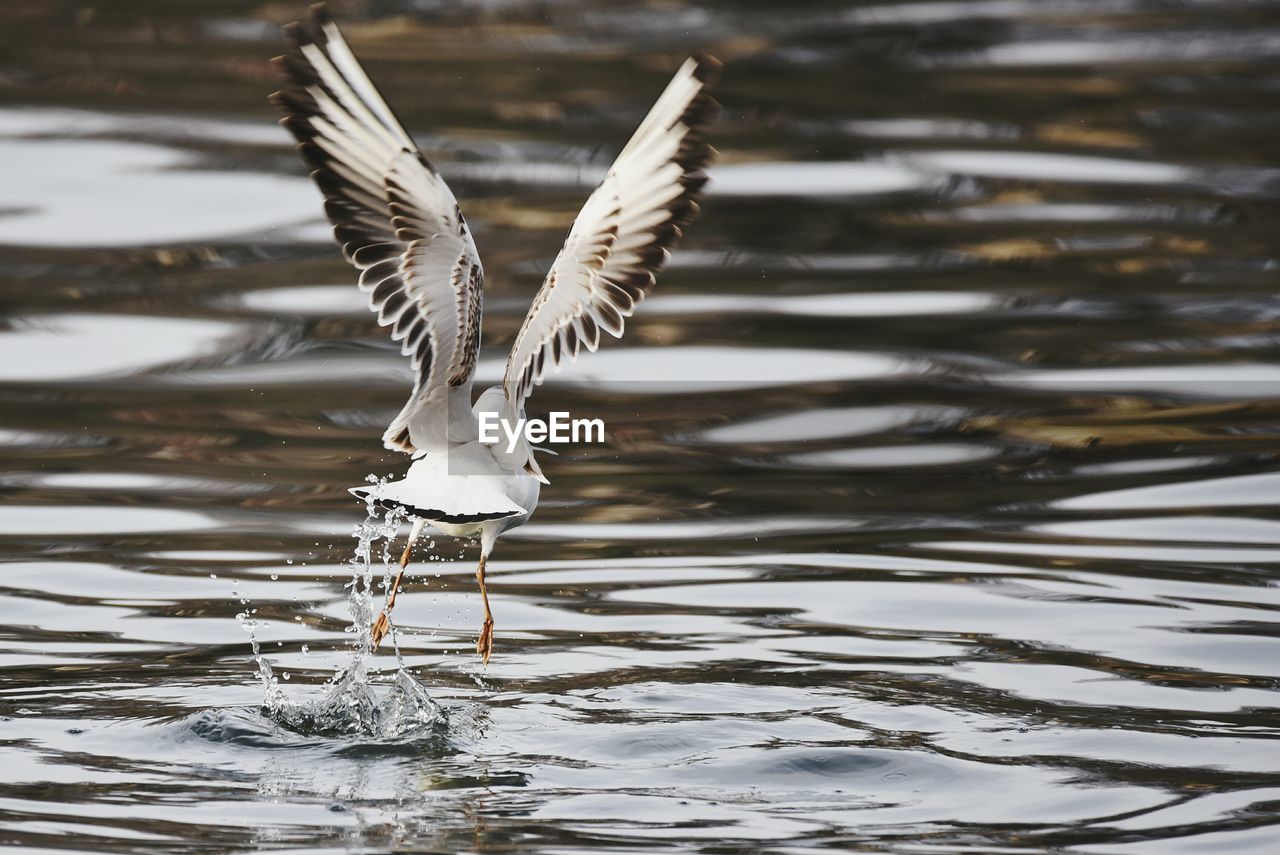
<box><xmin>3</xmin><ymin>0</ymin><xmax>1280</xmax><ymax>851</ymax></box>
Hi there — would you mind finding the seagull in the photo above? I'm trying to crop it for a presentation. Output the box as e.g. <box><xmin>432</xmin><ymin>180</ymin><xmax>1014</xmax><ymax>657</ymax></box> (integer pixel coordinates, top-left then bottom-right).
<box><xmin>271</xmin><ymin>4</ymin><xmax>719</xmax><ymax>663</ymax></box>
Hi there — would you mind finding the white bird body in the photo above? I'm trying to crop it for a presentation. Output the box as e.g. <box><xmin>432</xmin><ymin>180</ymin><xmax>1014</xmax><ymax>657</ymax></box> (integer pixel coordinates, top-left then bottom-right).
<box><xmin>272</xmin><ymin>3</ymin><xmax>718</xmax><ymax>661</ymax></box>
<box><xmin>352</xmin><ymin>398</ymin><xmax>542</xmax><ymax>548</ymax></box>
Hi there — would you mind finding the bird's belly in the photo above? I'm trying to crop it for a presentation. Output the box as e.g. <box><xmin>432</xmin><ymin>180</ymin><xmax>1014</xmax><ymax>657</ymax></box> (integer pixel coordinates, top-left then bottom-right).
<box><xmin>431</xmin><ymin>519</ymin><xmax>489</xmax><ymax>540</ymax></box>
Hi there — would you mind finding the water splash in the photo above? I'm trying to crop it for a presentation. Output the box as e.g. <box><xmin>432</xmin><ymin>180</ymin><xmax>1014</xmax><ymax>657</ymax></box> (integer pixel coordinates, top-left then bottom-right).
<box><xmin>237</xmin><ymin>606</ymin><xmax>287</xmax><ymax>710</ymax></box>
<box><xmin>241</xmin><ymin>484</ymin><xmax>446</xmax><ymax>738</ymax></box>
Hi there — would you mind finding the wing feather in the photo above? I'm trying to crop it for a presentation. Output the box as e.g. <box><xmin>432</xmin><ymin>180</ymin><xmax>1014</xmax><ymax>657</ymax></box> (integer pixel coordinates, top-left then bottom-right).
<box><xmin>499</xmin><ymin>55</ymin><xmax>720</xmax><ymax>480</ymax></box>
<box><xmin>271</xmin><ymin>3</ymin><xmax>483</xmax><ymax>455</ymax></box>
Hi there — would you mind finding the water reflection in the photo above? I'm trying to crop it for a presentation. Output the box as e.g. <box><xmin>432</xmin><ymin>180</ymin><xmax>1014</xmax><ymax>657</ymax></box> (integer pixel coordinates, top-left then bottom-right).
<box><xmin>0</xmin><ymin>315</ymin><xmax>244</xmax><ymax>381</ymax></box>
<box><xmin>0</xmin><ymin>137</ymin><xmax>316</xmax><ymax>247</ymax></box>
<box><xmin>1</xmin><ymin>0</ymin><xmax>1278</xmax><ymax>852</ymax></box>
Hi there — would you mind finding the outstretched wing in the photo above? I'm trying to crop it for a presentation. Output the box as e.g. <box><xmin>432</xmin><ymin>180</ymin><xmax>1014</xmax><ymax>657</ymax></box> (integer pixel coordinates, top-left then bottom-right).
<box><xmin>500</xmin><ymin>55</ymin><xmax>720</xmax><ymax>481</ymax></box>
<box><xmin>271</xmin><ymin>3</ymin><xmax>483</xmax><ymax>455</ymax></box>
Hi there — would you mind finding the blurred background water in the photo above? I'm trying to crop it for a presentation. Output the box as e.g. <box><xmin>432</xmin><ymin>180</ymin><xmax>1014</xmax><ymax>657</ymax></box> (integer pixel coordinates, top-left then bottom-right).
<box><xmin>2</xmin><ymin>0</ymin><xmax>1280</xmax><ymax>851</ymax></box>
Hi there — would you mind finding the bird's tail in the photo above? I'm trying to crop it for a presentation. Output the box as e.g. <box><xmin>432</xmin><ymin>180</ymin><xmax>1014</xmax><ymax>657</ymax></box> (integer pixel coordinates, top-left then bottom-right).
<box><xmin>349</xmin><ymin>486</ymin><xmax>525</xmax><ymax>524</ymax></box>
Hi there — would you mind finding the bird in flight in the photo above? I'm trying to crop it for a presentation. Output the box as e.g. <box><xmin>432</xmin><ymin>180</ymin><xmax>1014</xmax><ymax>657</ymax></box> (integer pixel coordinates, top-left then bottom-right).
<box><xmin>271</xmin><ymin>4</ymin><xmax>719</xmax><ymax>664</ymax></box>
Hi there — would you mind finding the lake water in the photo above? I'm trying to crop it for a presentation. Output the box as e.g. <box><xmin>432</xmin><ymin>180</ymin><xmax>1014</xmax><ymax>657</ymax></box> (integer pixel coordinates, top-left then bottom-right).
<box><xmin>2</xmin><ymin>0</ymin><xmax>1279</xmax><ymax>851</ymax></box>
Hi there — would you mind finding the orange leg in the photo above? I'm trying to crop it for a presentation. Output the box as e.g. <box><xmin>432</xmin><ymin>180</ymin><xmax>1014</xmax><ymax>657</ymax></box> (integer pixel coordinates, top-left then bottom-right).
<box><xmin>371</xmin><ymin>520</ymin><xmax>423</xmax><ymax>650</ymax></box>
<box><xmin>476</xmin><ymin>554</ymin><xmax>495</xmax><ymax>664</ymax></box>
